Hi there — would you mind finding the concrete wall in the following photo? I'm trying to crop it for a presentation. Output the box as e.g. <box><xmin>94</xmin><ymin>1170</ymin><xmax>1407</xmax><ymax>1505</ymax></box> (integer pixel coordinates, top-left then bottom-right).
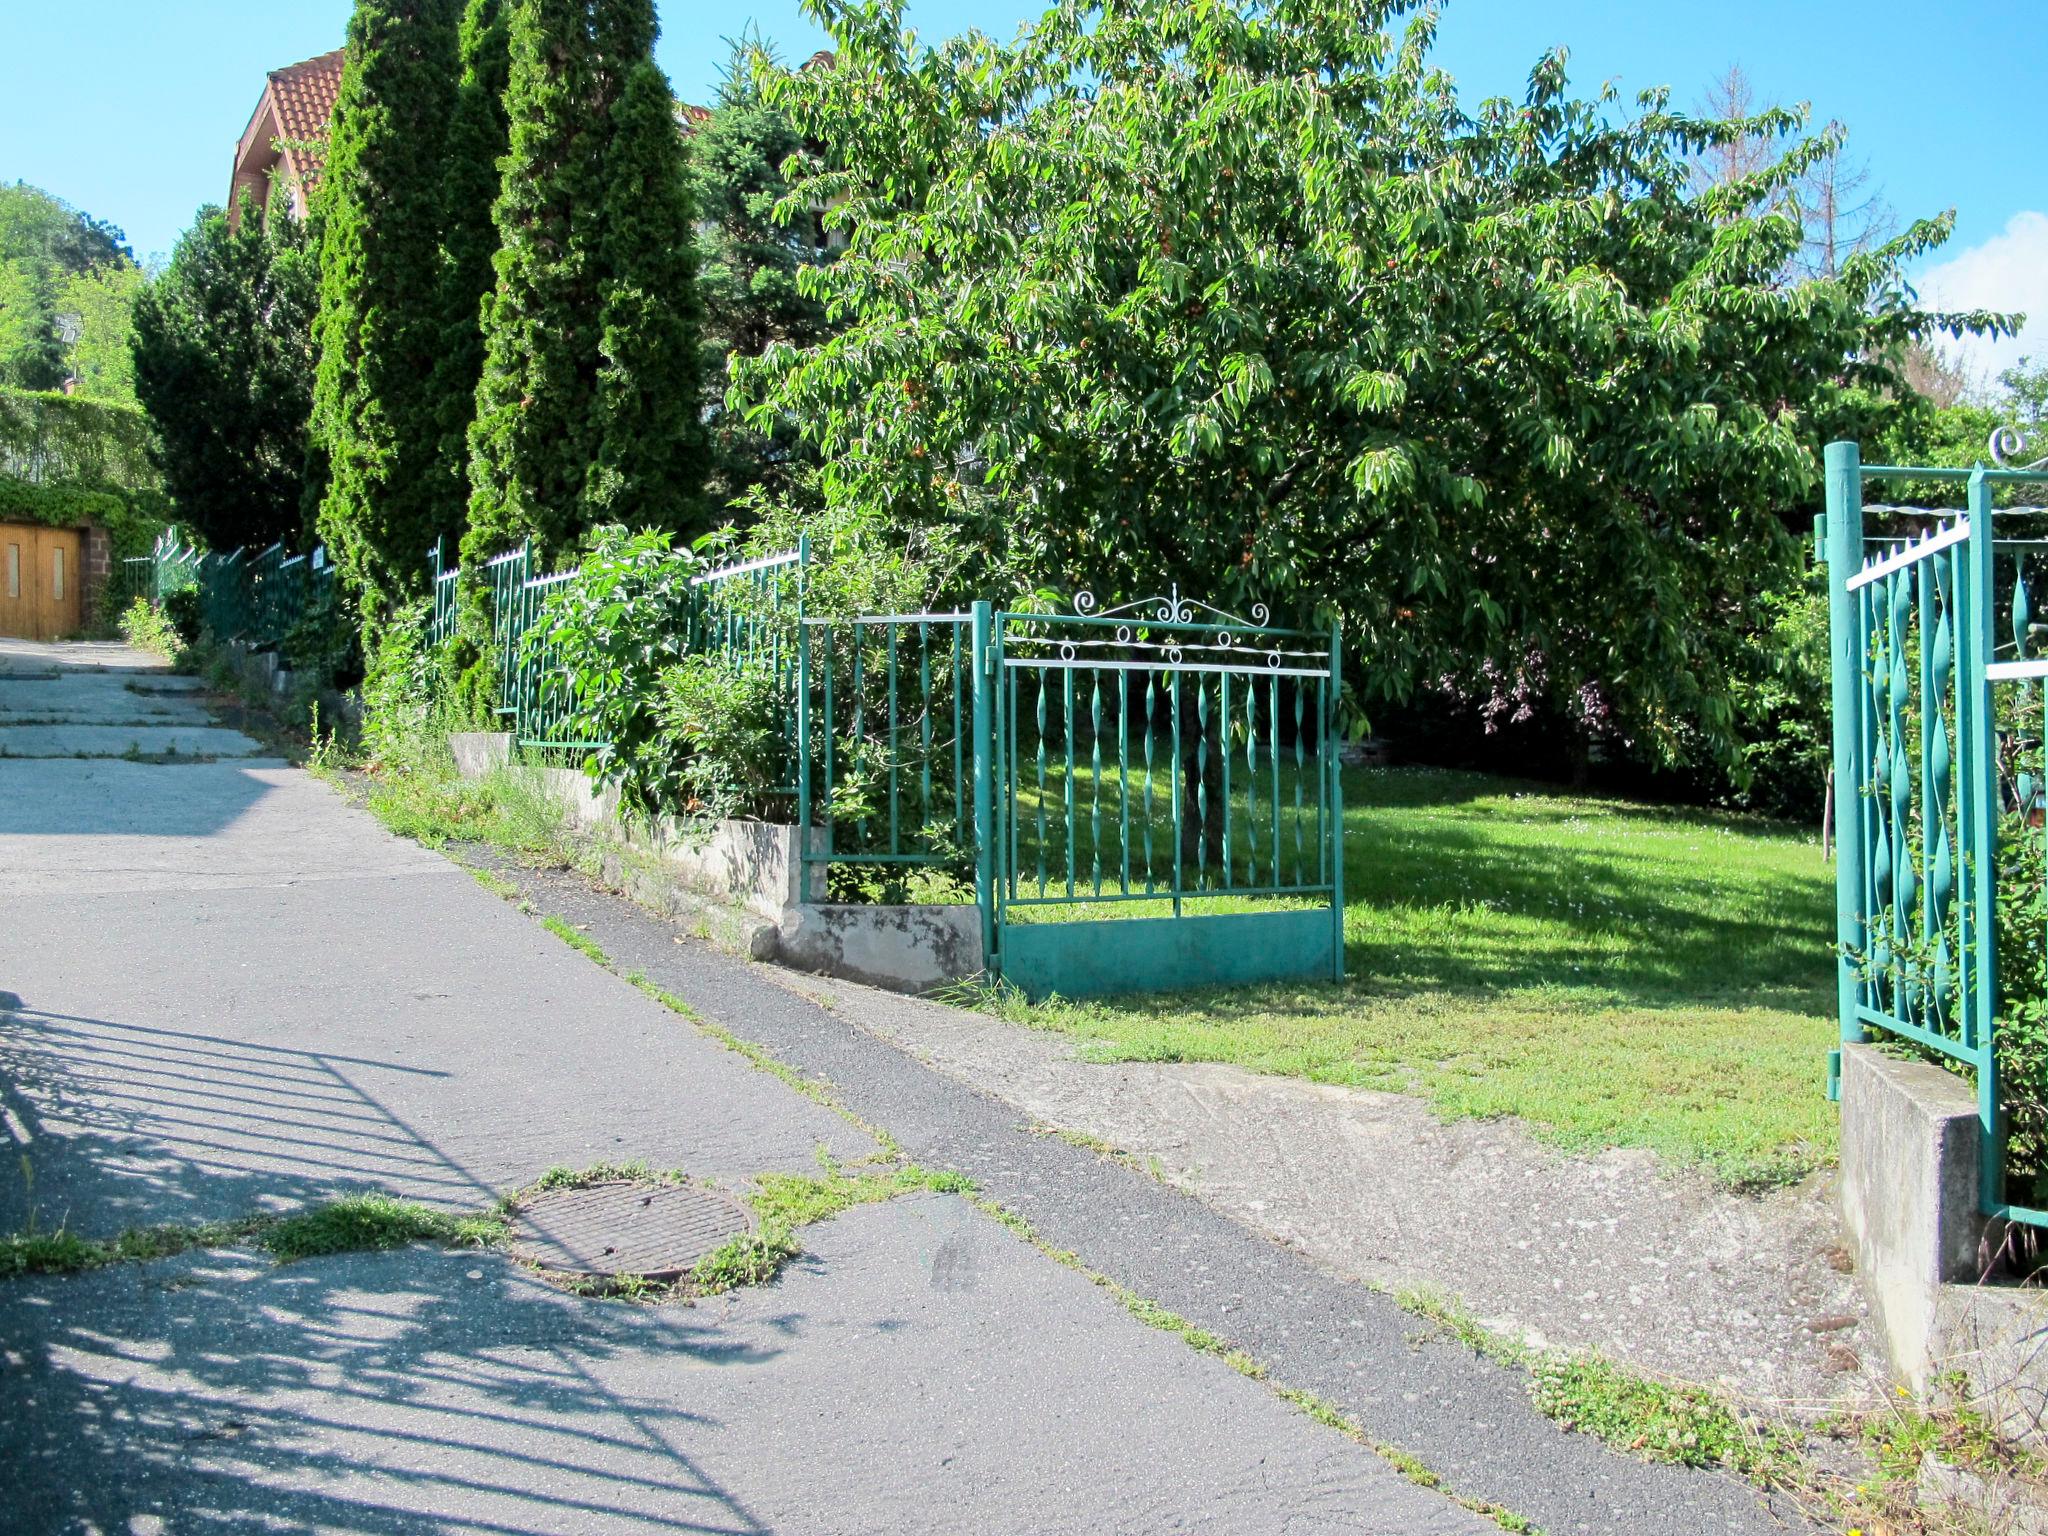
<box><xmin>777</xmin><ymin>903</ymin><xmax>983</xmax><ymax>994</ymax></box>
<box><xmin>449</xmin><ymin>732</ymin><xmax>979</xmax><ymax>993</ymax></box>
<box><xmin>1840</xmin><ymin>1043</ymin><xmax>2048</xmax><ymax>1443</ymax></box>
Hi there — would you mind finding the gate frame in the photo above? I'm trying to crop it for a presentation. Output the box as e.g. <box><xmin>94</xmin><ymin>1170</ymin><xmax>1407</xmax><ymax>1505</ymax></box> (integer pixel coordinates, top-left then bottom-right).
<box><xmin>976</xmin><ymin>590</ymin><xmax>1345</xmax><ymax>998</ymax></box>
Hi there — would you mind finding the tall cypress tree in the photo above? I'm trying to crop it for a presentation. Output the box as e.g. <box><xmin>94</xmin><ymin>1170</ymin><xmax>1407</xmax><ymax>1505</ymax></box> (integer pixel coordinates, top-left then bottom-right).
<box><xmin>312</xmin><ymin>0</ymin><xmax>463</xmax><ymax>625</ymax></box>
<box><xmin>584</xmin><ymin>0</ymin><xmax>707</xmax><ymax>529</ymax></box>
<box><xmin>463</xmin><ymin>0</ymin><xmax>598</xmax><ymax>568</ymax></box>
<box><xmin>432</xmin><ymin>0</ymin><xmax>512</xmax><ymax>509</ymax></box>
<box><xmin>465</xmin><ymin>0</ymin><xmax>704</xmax><ymax>569</ymax></box>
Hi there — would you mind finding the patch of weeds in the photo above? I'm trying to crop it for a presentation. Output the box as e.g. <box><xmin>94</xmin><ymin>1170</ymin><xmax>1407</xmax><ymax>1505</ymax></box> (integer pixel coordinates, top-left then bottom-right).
<box><xmin>689</xmin><ymin>1227</ymin><xmax>801</xmax><ymax>1294</ymax></box>
<box><xmin>1394</xmin><ymin>1285</ymin><xmax>1800</xmax><ymax>1486</ymax></box>
<box><xmin>264</xmin><ymin>1193</ymin><xmax>506</xmax><ymax>1263</ymax></box>
<box><xmin>1393</xmin><ymin>1284</ymin><xmax>1527</xmax><ymax>1363</ymax></box>
<box><xmin>465</xmin><ymin>863</ymin><xmax>522</xmax><ymax>901</ymax></box>
<box><xmin>1529</xmin><ymin>1354</ymin><xmax>1799</xmax><ymax>1480</ymax></box>
<box><xmin>118</xmin><ymin>597</ymin><xmax>186</xmax><ymax>665</ymax></box>
<box><xmin>528</xmin><ymin>1160</ymin><xmax>660</xmax><ymax>1192</ymax></box>
<box><xmin>0</xmin><ymin>1214</ymin><xmax>278</xmax><ymax>1278</ymax></box>
<box><xmin>687</xmin><ymin>1160</ymin><xmax>973</xmax><ymax>1297</ymax></box>
<box><xmin>542</xmin><ymin>914</ymin><xmax>612</xmax><ymax>965</ymax></box>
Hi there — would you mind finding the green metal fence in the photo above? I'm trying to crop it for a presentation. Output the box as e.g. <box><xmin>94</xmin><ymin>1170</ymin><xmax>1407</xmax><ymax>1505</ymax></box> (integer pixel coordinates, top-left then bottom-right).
<box><xmin>797</xmin><ymin>611</ymin><xmax>974</xmax><ymax>889</ymax></box>
<box><xmin>434</xmin><ymin>538</ymin><xmax>809</xmax><ymax>756</ymax></box>
<box><xmin>119</xmin><ymin>535</ymin><xmax>335</xmax><ymax>653</ymax></box>
<box><xmin>430</xmin><ymin>539</ymin><xmax>1347</xmax><ymax>998</ymax></box>
<box><xmin>1823</xmin><ymin>438</ymin><xmax>2048</xmax><ymax>1229</ymax></box>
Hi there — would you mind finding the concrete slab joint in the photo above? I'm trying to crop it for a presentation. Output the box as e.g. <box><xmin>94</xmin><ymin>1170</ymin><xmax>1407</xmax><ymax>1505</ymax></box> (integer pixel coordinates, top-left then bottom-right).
<box><xmin>452</xmin><ymin>736</ymin><xmax>979</xmax><ymax>993</ymax></box>
<box><xmin>1839</xmin><ymin>1043</ymin><xmax>2048</xmax><ymax>1444</ymax></box>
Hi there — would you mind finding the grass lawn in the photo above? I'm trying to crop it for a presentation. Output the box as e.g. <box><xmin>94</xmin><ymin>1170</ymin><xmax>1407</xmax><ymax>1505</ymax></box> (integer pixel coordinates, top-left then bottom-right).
<box><xmin>1001</xmin><ymin>765</ymin><xmax>1838</xmax><ymax>1189</ymax></box>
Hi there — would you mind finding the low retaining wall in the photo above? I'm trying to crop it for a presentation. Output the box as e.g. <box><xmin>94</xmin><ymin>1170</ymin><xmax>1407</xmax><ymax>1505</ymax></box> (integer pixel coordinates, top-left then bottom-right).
<box><xmin>1840</xmin><ymin>1044</ymin><xmax>2048</xmax><ymax>1443</ymax></box>
<box><xmin>449</xmin><ymin>733</ymin><xmax>981</xmax><ymax>994</ymax></box>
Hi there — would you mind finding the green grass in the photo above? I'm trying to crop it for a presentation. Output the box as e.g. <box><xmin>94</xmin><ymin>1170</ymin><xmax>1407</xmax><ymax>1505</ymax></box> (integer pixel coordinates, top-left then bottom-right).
<box><xmin>542</xmin><ymin>914</ymin><xmax>610</xmax><ymax>965</ymax></box>
<box><xmin>262</xmin><ymin>1193</ymin><xmax>507</xmax><ymax>1262</ymax></box>
<box><xmin>0</xmin><ymin>1196</ymin><xmax>504</xmax><ymax>1277</ymax></box>
<box><xmin>991</xmin><ymin>765</ymin><xmax>1836</xmax><ymax>1187</ymax></box>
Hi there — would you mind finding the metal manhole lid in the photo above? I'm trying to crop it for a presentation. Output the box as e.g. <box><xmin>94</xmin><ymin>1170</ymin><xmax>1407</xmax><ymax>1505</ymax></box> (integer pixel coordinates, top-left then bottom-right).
<box><xmin>508</xmin><ymin>1181</ymin><xmax>754</xmax><ymax>1281</ymax></box>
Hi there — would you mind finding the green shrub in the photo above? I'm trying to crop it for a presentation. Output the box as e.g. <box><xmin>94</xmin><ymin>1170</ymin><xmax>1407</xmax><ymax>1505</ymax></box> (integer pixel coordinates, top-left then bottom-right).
<box><xmin>118</xmin><ymin>598</ymin><xmax>183</xmax><ymax>662</ymax></box>
<box><xmin>652</xmin><ymin>654</ymin><xmax>789</xmax><ymax>820</ymax></box>
<box><xmin>281</xmin><ymin>574</ymin><xmax>362</xmax><ymax>690</ymax></box>
<box><xmin>529</xmin><ymin>526</ymin><xmax>705</xmax><ymax>812</ymax></box>
<box><xmin>161</xmin><ymin>588</ymin><xmax>201</xmax><ymax>645</ymax></box>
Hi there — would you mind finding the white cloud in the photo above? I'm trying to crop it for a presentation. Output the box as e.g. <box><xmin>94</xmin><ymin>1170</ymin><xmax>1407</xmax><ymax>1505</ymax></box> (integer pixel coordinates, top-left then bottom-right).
<box><xmin>1912</xmin><ymin>210</ymin><xmax>2048</xmax><ymax>396</ymax></box>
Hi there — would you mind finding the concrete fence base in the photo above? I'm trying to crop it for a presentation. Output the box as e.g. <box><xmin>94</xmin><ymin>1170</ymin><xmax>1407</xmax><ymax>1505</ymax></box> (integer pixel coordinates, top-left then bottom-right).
<box><xmin>1840</xmin><ymin>1043</ymin><xmax>2048</xmax><ymax>1445</ymax></box>
<box><xmin>450</xmin><ymin>732</ymin><xmax>982</xmax><ymax>994</ymax></box>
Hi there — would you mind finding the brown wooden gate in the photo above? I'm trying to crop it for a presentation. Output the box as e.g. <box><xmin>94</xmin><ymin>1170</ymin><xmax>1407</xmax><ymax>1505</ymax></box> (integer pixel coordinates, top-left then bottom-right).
<box><xmin>0</xmin><ymin>524</ymin><xmax>83</xmax><ymax>641</ymax></box>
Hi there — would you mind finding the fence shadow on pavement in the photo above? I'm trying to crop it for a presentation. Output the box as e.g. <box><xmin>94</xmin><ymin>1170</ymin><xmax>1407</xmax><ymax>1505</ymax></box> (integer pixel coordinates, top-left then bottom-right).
<box><xmin>2</xmin><ymin>1242</ymin><xmax>786</xmax><ymax>1535</ymax></box>
<box><xmin>0</xmin><ymin>1000</ymin><xmax>494</xmax><ymax>1236</ymax></box>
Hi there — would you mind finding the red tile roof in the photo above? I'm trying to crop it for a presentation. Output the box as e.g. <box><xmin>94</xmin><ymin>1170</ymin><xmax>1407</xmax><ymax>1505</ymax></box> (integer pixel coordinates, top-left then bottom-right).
<box><xmin>265</xmin><ymin>49</ymin><xmax>347</xmax><ymax>186</ymax></box>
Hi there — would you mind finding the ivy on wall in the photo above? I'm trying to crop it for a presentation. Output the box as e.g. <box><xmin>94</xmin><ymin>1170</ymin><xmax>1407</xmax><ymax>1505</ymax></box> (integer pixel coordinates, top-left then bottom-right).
<box><xmin>0</xmin><ymin>388</ymin><xmax>158</xmax><ymax>491</ymax></box>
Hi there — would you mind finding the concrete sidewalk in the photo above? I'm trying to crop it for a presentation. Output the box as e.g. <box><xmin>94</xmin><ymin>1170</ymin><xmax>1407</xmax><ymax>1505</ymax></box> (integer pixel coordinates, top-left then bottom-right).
<box><xmin>1</xmin><ymin>642</ymin><xmax>1501</xmax><ymax>1534</ymax></box>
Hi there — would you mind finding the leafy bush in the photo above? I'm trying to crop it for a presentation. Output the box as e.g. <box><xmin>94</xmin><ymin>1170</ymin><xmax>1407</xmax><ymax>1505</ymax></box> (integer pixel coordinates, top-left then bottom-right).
<box><xmin>360</xmin><ymin>600</ymin><xmax>442</xmax><ymax>767</ymax></box>
<box><xmin>118</xmin><ymin>597</ymin><xmax>183</xmax><ymax>662</ymax></box>
<box><xmin>281</xmin><ymin>573</ymin><xmax>362</xmax><ymax>690</ymax></box>
<box><xmin>528</xmin><ymin>526</ymin><xmax>704</xmax><ymax>813</ymax></box>
<box><xmin>652</xmin><ymin>654</ymin><xmax>790</xmax><ymax>820</ymax></box>
<box><xmin>161</xmin><ymin>587</ymin><xmax>202</xmax><ymax>645</ymax></box>
<box><xmin>1722</xmin><ymin>578</ymin><xmax>1830</xmax><ymax>821</ymax></box>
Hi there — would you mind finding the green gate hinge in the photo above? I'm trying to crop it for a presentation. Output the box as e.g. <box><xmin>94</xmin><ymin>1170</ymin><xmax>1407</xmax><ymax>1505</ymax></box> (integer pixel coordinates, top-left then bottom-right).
<box><xmin>1826</xmin><ymin>1046</ymin><xmax>1842</xmax><ymax>1103</ymax></box>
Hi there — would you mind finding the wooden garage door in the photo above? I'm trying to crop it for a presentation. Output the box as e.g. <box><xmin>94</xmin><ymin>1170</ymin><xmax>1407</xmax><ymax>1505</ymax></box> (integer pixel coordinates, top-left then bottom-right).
<box><xmin>0</xmin><ymin>524</ymin><xmax>83</xmax><ymax>642</ymax></box>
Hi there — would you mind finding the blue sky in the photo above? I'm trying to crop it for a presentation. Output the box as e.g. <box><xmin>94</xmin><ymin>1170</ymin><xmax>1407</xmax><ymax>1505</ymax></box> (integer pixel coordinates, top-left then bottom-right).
<box><xmin>4</xmin><ymin>0</ymin><xmax>2043</xmax><ymax>382</ymax></box>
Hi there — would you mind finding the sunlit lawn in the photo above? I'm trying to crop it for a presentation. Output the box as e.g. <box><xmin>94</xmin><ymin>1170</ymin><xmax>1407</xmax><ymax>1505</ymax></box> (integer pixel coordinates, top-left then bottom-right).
<box><xmin>1002</xmin><ymin>765</ymin><xmax>1838</xmax><ymax>1188</ymax></box>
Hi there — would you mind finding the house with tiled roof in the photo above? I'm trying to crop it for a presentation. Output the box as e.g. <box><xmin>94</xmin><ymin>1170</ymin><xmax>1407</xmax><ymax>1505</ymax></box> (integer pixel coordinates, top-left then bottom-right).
<box><xmin>228</xmin><ymin>49</ymin><xmax>347</xmax><ymax>226</ymax></box>
<box><xmin>225</xmin><ymin>46</ymin><xmax>832</xmax><ymax>227</ymax></box>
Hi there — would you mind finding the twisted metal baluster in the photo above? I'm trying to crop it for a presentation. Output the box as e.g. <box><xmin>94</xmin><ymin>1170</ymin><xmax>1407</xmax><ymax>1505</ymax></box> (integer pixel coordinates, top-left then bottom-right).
<box><xmin>1196</xmin><ymin>677</ymin><xmax>1211</xmax><ymax>891</ymax></box>
<box><xmin>1929</xmin><ymin>555</ymin><xmax>1956</xmax><ymax>1037</ymax></box>
<box><xmin>1220</xmin><ymin>672</ymin><xmax>1234</xmax><ymax>889</ymax></box>
<box><xmin>1293</xmin><ymin>681</ymin><xmax>1306</xmax><ymax>887</ymax></box>
<box><xmin>1868</xmin><ymin>584</ymin><xmax>1894</xmax><ymax>1010</ymax></box>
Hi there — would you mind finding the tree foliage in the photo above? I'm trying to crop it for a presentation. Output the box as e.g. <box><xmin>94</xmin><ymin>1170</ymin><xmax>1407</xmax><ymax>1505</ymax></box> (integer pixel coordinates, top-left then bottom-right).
<box><xmin>690</xmin><ymin>40</ymin><xmax>835</xmax><ymax>512</ymax></box>
<box><xmin>433</xmin><ymin>0</ymin><xmax>513</xmax><ymax>502</ymax></box>
<box><xmin>465</xmin><ymin>0</ymin><xmax>706</xmax><ymax>571</ymax></box>
<box><xmin>312</xmin><ymin>0</ymin><xmax>464</xmax><ymax>623</ymax></box>
<box><xmin>586</xmin><ymin>0</ymin><xmax>708</xmax><ymax>530</ymax></box>
<box><xmin>131</xmin><ymin>200</ymin><xmax>322</xmax><ymax>551</ymax></box>
<box><xmin>0</xmin><ymin>183</ymin><xmax>132</xmax><ymax>393</ymax></box>
<box><xmin>741</xmin><ymin>0</ymin><xmax>2002</xmax><ymax>769</ymax></box>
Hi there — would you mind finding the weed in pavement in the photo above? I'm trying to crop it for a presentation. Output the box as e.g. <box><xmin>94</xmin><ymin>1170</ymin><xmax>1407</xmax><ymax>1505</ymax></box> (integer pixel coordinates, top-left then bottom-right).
<box><xmin>264</xmin><ymin>1193</ymin><xmax>507</xmax><ymax>1262</ymax></box>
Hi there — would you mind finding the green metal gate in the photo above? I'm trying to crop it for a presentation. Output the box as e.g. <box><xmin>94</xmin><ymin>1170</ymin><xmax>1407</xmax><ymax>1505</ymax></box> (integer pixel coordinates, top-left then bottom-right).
<box><xmin>982</xmin><ymin>590</ymin><xmax>1345</xmax><ymax>997</ymax></box>
<box><xmin>1823</xmin><ymin>437</ymin><xmax>2048</xmax><ymax>1228</ymax></box>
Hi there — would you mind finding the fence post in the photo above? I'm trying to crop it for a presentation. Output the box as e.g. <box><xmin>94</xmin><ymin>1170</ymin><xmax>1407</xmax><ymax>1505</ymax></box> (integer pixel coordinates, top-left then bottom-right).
<box><xmin>1824</xmin><ymin>440</ymin><xmax>1866</xmax><ymax>1081</ymax></box>
<box><xmin>971</xmin><ymin>600</ymin><xmax>997</xmax><ymax>980</ymax></box>
<box><xmin>1328</xmin><ymin>621</ymin><xmax>1345</xmax><ymax>981</ymax></box>
<box><xmin>1963</xmin><ymin>464</ymin><xmax>2003</xmax><ymax>1212</ymax></box>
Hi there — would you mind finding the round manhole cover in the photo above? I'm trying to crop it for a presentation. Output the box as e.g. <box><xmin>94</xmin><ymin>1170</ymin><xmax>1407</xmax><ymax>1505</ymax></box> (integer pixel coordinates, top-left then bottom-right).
<box><xmin>508</xmin><ymin>1181</ymin><xmax>754</xmax><ymax>1282</ymax></box>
